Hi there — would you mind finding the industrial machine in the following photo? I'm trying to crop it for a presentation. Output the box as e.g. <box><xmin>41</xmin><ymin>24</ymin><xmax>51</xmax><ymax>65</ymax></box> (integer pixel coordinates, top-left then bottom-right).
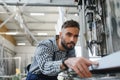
<box><xmin>58</xmin><ymin>51</ymin><xmax>120</xmax><ymax>80</ymax></box>
<box><xmin>81</xmin><ymin>0</ymin><xmax>120</xmax><ymax>57</ymax></box>
<box><xmin>58</xmin><ymin>0</ymin><xmax>120</xmax><ymax>80</ymax></box>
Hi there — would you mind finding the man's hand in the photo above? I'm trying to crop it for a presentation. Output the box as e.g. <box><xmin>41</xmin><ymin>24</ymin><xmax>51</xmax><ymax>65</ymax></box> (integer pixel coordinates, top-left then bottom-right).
<box><xmin>64</xmin><ymin>57</ymin><xmax>98</xmax><ymax>78</ymax></box>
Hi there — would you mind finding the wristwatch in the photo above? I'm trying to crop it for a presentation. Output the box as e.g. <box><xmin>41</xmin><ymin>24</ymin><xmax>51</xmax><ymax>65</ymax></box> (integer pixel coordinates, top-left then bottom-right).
<box><xmin>62</xmin><ymin>58</ymin><xmax>68</xmax><ymax>70</ymax></box>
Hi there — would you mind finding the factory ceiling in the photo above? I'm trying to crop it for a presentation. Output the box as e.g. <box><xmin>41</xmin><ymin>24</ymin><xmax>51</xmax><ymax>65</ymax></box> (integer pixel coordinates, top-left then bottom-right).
<box><xmin>0</xmin><ymin>0</ymin><xmax>79</xmax><ymax>46</ymax></box>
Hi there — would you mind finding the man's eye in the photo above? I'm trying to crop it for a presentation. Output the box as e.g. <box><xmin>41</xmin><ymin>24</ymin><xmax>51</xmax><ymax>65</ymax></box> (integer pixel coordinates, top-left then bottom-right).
<box><xmin>67</xmin><ymin>33</ymin><xmax>72</xmax><ymax>36</ymax></box>
<box><xmin>75</xmin><ymin>35</ymin><xmax>79</xmax><ymax>38</ymax></box>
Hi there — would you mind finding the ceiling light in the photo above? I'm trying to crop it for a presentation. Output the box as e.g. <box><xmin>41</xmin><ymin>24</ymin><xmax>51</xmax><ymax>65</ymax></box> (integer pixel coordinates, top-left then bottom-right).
<box><xmin>17</xmin><ymin>43</ymin><xmax>26</xmax><ymax>46</ymax></box>
<box><xmin>37</xmin><ymin>33</ymin><xmax>48</xmax><ymax>35</ymax></box>
<box><xmin>0</xmin><ymin>32</ymin><xmax>18</xmax><ymax>35</ymax></box>
<box><xmin>74</xmin><ymin>13</ymin><xmax>79</xmax><ymax>16</ymax></box>
<box><xmin>30</xmin><ymin>13</ymin><xmax>45</xmax><ymax>16</ymax></box>
<box><xmin>5</xmin><ymin>32</ymin><xmax>18</xmax><ymax>35</ymax></box>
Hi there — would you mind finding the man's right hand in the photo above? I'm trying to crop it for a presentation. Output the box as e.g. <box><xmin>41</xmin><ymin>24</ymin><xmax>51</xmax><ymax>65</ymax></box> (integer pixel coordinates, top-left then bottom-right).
<box><xmin>64</xmin><ymin>57</ymin><xmax>98</xmax><ymax>78</ymax></box>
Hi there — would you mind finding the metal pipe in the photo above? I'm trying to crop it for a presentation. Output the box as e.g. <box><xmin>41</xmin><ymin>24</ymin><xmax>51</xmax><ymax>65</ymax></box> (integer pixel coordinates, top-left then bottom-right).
<box><xmin>1</xmin><ymin>0</ymin><xmax>11</xmax><ymax>12</ymax></box>
<box><xmin>0</xmin><ymin>3</ymin><xmax>77</xmax><ymax>7</ymax></box>
<box><xmin>0</xmin><ymin>12</ymin><xmax>16</xmax><ymax>28</ymax></box>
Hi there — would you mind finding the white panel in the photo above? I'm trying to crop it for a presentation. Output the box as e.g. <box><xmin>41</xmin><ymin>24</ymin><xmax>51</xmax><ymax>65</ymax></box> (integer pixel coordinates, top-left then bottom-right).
<box><xmin>90</xmin><ymin>51</ymin><xmax>120</xmax><ymax>70</ymax></box>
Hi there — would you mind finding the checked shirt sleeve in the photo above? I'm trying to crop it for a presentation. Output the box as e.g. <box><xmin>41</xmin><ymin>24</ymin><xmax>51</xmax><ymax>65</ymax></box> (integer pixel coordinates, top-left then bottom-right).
<box><xmin>34</xmin><ymin>41</ymin><xmax>63</xmax><ymax>76</ymax></box>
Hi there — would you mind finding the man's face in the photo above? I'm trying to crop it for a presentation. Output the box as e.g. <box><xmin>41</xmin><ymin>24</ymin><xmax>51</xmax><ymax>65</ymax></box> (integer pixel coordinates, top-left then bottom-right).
<box><xmin>60</xmin><ymin>27</ymin><xmax>79</xmax><ymax>50</ymax></box>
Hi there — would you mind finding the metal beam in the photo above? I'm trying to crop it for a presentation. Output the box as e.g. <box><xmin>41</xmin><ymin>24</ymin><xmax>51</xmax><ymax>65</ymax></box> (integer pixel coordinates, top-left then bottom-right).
<box><xmin>0</xmin><ymin>1</ymin><xmax>38</xmax><ymax>45</ymax></box>
<box><xmin>1</xmin><ymin>0</ymin><xmax>11</xmax><ymax>12</ymax></box>
<box><xmin>14</xmin><ymin>35</ymin><xmax>55</xmax><ymax>37</ymax></box>
<box><xmin>8</xmin><ymin>29</ymin><xmax>55</xmax><ymax>31</ymax></box>
<box><xmin>20</xmin><ymin>14</ymin><xmax>38</xmax><ymax>45</ymax></box>
<box><xmin>6</xmin><ymin>21</ymin><xmax>57</xmax><ymax>24</ymax></box>
<box><xmin>24</xmin><ymin>11</ymin><xmax>59</xmax><ymax>14</ymax></box>
<box><xmin>0</xmin><ymin>3</ymin><xmax>77</xmax><ymax>7</ymax></box>
<box><xmin>0</xmin><ymin>2</ymin><xmax>77</xmax><ymax>7</ymax></box>
<box><xmin>0</xmin><ymin>12</ymin><xmax>16</xmax><ymax>28</ymax></box>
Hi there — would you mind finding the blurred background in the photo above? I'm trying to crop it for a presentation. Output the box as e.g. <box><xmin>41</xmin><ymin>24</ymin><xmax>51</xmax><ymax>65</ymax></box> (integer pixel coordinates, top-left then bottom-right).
<box><xmin>0</xmin><ymin>0</ymin><xmax>120</xmax><ymax>80</ymax></box>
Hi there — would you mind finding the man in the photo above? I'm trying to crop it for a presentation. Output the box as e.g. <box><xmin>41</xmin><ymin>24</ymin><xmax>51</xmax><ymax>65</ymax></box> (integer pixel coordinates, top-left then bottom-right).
<box><xmin>26</xmin><ymin>20</ymin><xmax>98</xmax><ymax>80</ymax></box>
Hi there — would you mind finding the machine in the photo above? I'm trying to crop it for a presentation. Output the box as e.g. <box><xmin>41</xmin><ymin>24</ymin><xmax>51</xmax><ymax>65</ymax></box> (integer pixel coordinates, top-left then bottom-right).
<box><xmin>58</xmin><ymin>0</ymin><xmax>120</xmax><ymax>80</ymax></box>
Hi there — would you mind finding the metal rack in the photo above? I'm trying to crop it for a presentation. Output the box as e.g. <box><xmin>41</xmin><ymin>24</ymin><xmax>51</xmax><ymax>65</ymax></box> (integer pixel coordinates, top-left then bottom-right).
<box><xmin>0</xmin><ymin>57</ymin><xmax>21</xmax><ymax>80</ymax></box>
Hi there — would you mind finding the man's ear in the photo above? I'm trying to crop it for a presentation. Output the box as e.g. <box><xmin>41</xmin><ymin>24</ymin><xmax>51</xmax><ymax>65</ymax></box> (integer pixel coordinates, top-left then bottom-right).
<box><xmin>59</xmin><ymin>32</ymin><xmax>62</xmax><ymax>38</ymax></box>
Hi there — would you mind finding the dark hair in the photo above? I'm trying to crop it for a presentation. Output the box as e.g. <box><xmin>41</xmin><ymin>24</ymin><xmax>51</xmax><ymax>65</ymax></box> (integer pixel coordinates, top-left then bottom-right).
<box><xmin>61</xmin><ymin>20</ymin><xmax>80</xmax><ymax>30</ymax></box>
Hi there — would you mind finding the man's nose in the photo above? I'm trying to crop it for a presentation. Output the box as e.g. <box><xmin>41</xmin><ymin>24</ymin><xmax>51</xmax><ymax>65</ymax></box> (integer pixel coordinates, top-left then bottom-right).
<box><xmin>70</xmin><ymin>36</ymin><xmax>75</xmax><ymax>41</ymax></box>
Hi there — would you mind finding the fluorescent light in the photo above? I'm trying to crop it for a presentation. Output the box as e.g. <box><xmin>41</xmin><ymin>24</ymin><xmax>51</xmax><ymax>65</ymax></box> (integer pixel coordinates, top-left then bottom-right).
<box><xmin>74</xmin><ymin>13</ymin><xmax>78</xmax><ymax>16</ymax></box>
<box><xmin>30</xmin><ymin>13</ymin><xmax>45</xmax><ymax>16</ymax></box>
<box><xmin>5</xmin><ymin>32</ymin><xmax>18</xmax><ymax>35</ymax></box>
<box><xmin>0</xmin><ymin>32</ymin><xmax>18</xmax><ymax>35</ymax></box>
<box><xmin>37</xmin><ymin>33</ymin><xmax>48</xmax><ymax>35</ymax></box>
<box><xmin>17</xmin><ymin>43</ymin><xmax>26</xmax><ymax>46</ymax></box>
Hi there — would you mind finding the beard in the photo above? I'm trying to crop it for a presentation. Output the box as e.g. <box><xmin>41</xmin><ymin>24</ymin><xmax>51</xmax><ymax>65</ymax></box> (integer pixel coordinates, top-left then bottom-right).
<box><xmin>61</xmin><ymin>37</ymin><xmax>75</xmax><ymax>50</ymax></box>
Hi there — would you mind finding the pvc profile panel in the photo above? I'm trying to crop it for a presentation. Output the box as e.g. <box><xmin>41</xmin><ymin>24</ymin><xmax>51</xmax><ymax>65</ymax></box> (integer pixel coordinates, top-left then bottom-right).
<box><xmin>90</xmin><ymin>51</ymin><xmax>120</xmax><ymax>73</ymax></box>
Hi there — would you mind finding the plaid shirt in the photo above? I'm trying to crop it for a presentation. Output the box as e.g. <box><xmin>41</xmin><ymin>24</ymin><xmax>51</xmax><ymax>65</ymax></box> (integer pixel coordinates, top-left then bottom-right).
<box><xmin>29</xmin><ymin>37</ymin><xmax>75</xmax><ymax>76</ymax></box>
